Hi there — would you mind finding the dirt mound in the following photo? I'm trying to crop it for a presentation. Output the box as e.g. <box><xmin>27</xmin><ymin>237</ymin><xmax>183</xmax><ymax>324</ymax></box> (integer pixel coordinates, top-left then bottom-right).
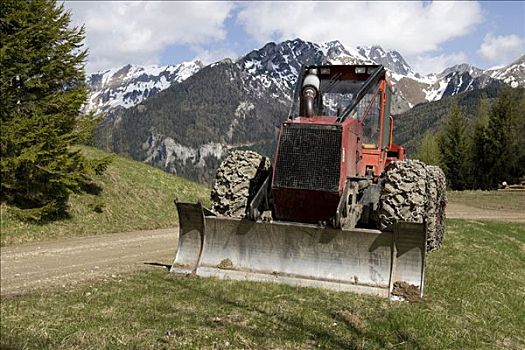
<box><xmin>392</xmin><ymin>281</ymin><xmax>422</xmax><ymax>303</ymax></box>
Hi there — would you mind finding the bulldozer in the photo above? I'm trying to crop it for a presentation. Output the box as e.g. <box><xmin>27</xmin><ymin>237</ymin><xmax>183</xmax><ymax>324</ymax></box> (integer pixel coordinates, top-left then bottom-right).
<box><xmin>171</xmin><ymin>64</ymin><xmax>447</xmax><ymax>299</ymax></box>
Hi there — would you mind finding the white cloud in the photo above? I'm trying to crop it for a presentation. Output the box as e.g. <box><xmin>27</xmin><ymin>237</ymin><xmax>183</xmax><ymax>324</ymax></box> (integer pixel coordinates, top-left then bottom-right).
<box><xmin>478</xmin><ymin>33</ymin><xmax>525</xmax><ymax>64</ymax></box>
<box><xmin>236</xmin><ymin>1</ymin><xmax>483</xmax><ymax>57</ymax></box>
<box><xmin>409</xmin><ymin>52</ymin><xmax>468</xmax><ymax>75</ymax></box>
<box><xmin>191</xmin><ymin>46</ymin><xmax>240</xmax><ymax>65</ymax></box>
<box><xmin>64</xmin><ymin>1</ymin><xmax>234</xmax><ymax>72</ymax></box>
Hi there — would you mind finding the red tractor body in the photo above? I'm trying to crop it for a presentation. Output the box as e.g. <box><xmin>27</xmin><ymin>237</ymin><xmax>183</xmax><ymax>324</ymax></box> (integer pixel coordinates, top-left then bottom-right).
<box><xmin>172</xmin><ymin>64</ymin><xmax>442</xmax><ymax>299</ymax></box>
<box><xmin>270</xmin><ymin>65</ymin><xmax>405</xmax><ymax>224</ymax></box>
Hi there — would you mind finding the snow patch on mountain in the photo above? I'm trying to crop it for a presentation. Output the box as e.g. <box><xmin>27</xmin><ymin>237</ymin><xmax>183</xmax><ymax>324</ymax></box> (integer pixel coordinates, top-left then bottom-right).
<box><xmin>424</xmin><ymin>80</ymin><xmax>448</xmax><ymax>101</ymax></box>
<box><xmin>86</xmin><ymin>60</ymin><xmax>203</xmax><ymax>114</ymax></box>
<box><xmin>487</xmin><ymin>54</ymin><xmax>525</xmax><ymax>88</ymax></box>
<box><xmin>227</xmin><ymin>101</ymin><xmax>255</xmax><ymax>140</ymax></box>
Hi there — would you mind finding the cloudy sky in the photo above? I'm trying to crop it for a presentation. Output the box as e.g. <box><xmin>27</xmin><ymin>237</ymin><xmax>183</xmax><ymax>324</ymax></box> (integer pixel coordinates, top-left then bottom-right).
<box><xmin>64</xmin><ymin>1</ymin><xmax>524</xmax><ymax>75</ymax></box>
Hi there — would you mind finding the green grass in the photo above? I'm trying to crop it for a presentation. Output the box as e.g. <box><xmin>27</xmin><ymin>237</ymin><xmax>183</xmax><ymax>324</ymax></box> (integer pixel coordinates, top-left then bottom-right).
<box><xmin>447</xmin><ymin>190</ymin><xmax>525</xmax><ymax>211</ymax></box>
<box><xmin>0</xmin><ymin>146</ymin><xmax>210</xmax><ymax>246</ymax></box>
<box><xmin>2</xmin><ymin>219</ymin><xmax>524</xmax><ymax>349</ymax></box>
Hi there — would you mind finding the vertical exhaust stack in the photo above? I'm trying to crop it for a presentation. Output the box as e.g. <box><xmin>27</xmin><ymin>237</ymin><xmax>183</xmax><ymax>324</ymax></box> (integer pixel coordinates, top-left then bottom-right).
<box><xmin>300</xmin><ymin>68</ymin><xmax>320</xmax><ymax>117</ymax></box>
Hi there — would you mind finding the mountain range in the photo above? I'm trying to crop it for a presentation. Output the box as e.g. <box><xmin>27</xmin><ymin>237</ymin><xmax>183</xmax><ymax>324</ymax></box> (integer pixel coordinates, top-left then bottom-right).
<box><xmin>86</xmin><ymin>39</ymin><xmax>525</xmax><ymax>183</ymax></box>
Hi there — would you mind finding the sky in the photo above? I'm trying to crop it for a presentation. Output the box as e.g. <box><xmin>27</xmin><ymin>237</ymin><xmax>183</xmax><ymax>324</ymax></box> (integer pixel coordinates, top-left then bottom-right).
<box><xmin>64</xmin><ymin>1</ymin><xmax>525</xmax><ymax>75</ymax></box>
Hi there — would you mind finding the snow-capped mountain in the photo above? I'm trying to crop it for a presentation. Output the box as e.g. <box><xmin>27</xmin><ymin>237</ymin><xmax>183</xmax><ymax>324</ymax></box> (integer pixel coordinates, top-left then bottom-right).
<box><xmin>438</xmin><ymin>63</ymin><xmax>485</xmax><ymax>79</ymax></box>
<box><xmin>358</xmin><ymin>45</ymin><xmax>418</xmax><ymax>78</ymax></box>
<box><xmin>86</xmin><ymin>60</ymin><xmax>203</xmax><ymax>115</ymax></box>
<box><xmin>89</xmin><ymin>38</ymin><xmax>523</xmax><ymax>183</ymax></box>
<box><xmin>237</xmin><ymin>39</ymin><xmax>373</xmax><ymax>100</ymax></box>
<box><xmin>486</xmin><ymin>54</ymin><xmax>525</xmax><ymax>88</ymax></box>
<box><xmin>86</xmin><ymin>39</ymin><xmax>523</xmax><ymax>119</ymax></box>
<box><xmin>235</xmin><ymin>39</ymin><xmax>432</xmax><ymax>113</ymax></box>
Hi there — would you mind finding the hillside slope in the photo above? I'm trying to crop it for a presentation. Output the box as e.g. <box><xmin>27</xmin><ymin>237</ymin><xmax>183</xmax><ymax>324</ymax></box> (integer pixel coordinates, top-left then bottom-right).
<box><xmin>94</xmin><ymin>60</ymin><xmax>286</xmax><ymax>183</ymax></box>
<box><xmin>0</xmin><ymin>146</ymin><xmax>210</xmax><ymax>246</ymax></box>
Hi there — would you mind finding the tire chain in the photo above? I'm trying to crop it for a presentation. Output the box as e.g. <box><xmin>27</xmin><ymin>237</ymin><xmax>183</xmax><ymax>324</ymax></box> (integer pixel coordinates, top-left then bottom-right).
<box><xmin>379</xmin><ymin>160</ymin><xmax>447</xmax><ymax>252</ymax></box>
<box><xmin>211</xmin><ymin>150</ymin><xmax>270</xmax><ymax>218</ymax></box>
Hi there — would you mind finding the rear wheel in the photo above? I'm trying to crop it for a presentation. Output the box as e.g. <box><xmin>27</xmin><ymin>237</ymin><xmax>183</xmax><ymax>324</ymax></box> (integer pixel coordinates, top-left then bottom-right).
<box><xmin>379</xmin><ymin>160</ymin><xmax>446</xmax><ymax>252</ymax></box>
<box><xmin>211</xmin><ymin>150</ymin><xmax>270</xmax><ymax>218</ymax></box>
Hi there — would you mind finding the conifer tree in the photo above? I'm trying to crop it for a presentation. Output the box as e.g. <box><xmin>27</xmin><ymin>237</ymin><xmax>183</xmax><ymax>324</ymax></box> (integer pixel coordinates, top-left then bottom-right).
<box><xmin>469</xmin><ymin>98</ymin><xmax>492</xmax><ymax>189</ymax></box>
<box><xmin>481</xmin><ymin>88</ymin><xmax>525</xmax><ymax>188</ymax></box>
<box><xmin>513</xmin><ymin>90</ymin><xmax>525</xmax><ymax>181</ymax></box>
<box><xmin>470</xmin><ymin>119</ymin><xmax>490</xmax><ymax>189</ymax></box>
<box><xmin>413</xmin><ymin>130</ymin><xmax>442</xmax><ymax>167</ymax></box>
<box><xmin>438</xmin><ymin>102</ymin><xmax>469</xmax><ymax>190</ymax></box>
<box><xmin>1</xmin><ymin>0</ymin><xmax>107</xmax><ymax>220</ymax></box>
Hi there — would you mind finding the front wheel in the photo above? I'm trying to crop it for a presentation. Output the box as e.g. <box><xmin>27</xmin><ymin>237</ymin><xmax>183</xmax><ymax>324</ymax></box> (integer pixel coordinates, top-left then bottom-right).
<box><xmin>210</xmin><ymin>150</ymin><xmax>270</xmax><ymax>218</ymax></box>
<box><xmin>379</xmin><ymin>160</ymin><xmax>447</xmax><ymax>252</ymax></box>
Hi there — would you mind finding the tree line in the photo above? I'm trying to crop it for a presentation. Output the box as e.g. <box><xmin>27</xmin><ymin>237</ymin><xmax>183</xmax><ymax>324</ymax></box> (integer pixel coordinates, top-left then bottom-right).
<box><xmin>413</xmin><ymin>87</ymin><xmax>525</xmax><ymax>190</ymax></box>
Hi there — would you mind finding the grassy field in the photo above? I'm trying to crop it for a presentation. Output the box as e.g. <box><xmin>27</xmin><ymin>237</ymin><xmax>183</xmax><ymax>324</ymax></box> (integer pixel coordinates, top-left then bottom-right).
<box><xmin>2</xmin><ymin>153</ymin><xmax>524</xmax><ymax>348</ymax></box>
<box><xmin>0</xmin><ymin>146</ymin><xmax>210</xmax><ymax>246</ymax></box>
<box><xmin>447</xmin><ymin>190</ymin><xmax>525</xmax><ymax>211</ymax></box>
<box><xmin>1</xmin><ymin>219</ymin><xmax>524</xmax><ymax>349</ymax></box>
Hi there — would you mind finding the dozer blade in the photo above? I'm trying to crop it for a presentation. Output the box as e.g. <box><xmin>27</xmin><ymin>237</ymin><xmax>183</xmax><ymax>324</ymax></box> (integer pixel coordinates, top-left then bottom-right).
<box><xmin>171</xmin><ymin>203</ymin><xmax>427</xmax><ymax>298</ymax></box>
<box><xmin>170</xmin><ymin>202</ymin><xmax>206</xmax><ymax>274</ymax></box>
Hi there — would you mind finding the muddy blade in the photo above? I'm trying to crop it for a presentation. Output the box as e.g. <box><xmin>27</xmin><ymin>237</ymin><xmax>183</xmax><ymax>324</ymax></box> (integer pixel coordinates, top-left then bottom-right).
<box><xmin>172</xmin><ymin>203</ymin><xmax>426</xmax><ymax>298</ymax></box>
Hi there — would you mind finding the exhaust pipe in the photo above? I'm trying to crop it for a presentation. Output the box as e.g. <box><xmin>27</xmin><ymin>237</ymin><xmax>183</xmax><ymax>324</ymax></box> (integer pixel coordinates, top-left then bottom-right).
<box><xmin>300</xmin><ymin>68</ymin><xmax>320</xmax><ymax>117</ymax></box>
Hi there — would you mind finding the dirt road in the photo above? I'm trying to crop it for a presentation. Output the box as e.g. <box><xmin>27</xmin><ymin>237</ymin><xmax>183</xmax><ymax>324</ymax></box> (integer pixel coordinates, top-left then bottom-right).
<box><xmin>446</xmin><ymin>203</ymin><xmax>525</xmax><ymax>222</ymax></box>
<box><xmin>2</xmin><ymin>201</ymin><xmax>524</xmax><ymax>297</ymax></box>
<box><xmin>1</xmin><ymin>228</ymin><xmax>178</xmax><ymax>297</ymax></box>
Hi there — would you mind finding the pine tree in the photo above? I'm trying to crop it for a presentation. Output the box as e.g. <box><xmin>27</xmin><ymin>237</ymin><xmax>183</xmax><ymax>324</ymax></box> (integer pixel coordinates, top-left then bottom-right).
<box><xmin>1</xmin><ymin>0</ymin><xmax>107</xmax><ymax>220</ymax></box>
<box><xmin>512</xmin><ymin>90</ymin><xmax>525</xmax><ymax>182</ymax></box>
<box><xmin>481</xmin><ymin>88</ymin><xmax>525</xmax><ymax>188</ymax></box>
<box><xmin>438</xmin><ymin>102</ymin><xmax>469</xmax><ymax>190</ymax></box>
<box><xmin>413</xmin><ymin>130</ymin><xmax>442</xmax><ymax>167</ymax></box>
<box><xmin>470</xmin><ymin>97</ymin><xmax>492</xmax><ymax>189</ymax></box>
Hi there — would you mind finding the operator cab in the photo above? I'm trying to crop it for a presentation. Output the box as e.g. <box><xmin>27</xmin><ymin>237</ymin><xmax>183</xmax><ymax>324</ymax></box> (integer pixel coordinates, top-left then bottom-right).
<box><xmin>290</xmin><ymin>65</ymin><xmax>392</xmax><ymax>152</ymax></box>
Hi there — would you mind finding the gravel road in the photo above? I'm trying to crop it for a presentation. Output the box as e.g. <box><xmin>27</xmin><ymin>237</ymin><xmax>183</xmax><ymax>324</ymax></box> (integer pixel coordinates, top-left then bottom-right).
<box><xmin>1</xmin><ymin>228</ymin><xmax>178</xmax><ymax>297</ymax></box>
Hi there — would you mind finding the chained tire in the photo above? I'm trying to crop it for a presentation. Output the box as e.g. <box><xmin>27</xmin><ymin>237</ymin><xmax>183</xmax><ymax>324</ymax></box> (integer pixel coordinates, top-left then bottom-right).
<box><xmin>211</xmin><ymin>150</ymin><xmax>270</xmax><ymax>218</ymax></box>
<box><xmin>379</xmin><ymin>160</ymin><xmax>447</xmax><ymax>252</ymax></box>
<box><xmin>426</xmin><ymin>165</ymin><xmax>447</xmax><ymax>250</ymax></box>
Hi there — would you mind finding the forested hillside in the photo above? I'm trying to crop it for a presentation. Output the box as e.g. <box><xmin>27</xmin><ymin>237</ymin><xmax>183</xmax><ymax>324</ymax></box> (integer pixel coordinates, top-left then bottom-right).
<box><xmin>394</xmin><ymin>85</ymin><xmax>505</xmax><ymax>154</ymax></box>
<box><xmin>94</xmin><ymin>60</ymin><xmax>287</xmax><ymax>183</ymax></box>
<box><xmin>405</xmin><ymin>87</ymin><xmax>525</xmax><ymax>190</ymax></box>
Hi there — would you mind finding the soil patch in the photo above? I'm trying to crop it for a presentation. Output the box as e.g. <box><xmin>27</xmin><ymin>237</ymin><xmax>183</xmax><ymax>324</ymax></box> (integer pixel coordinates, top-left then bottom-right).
<box><xmin>392</xmin><ymin>281</ymin><xmax>422</xmax><ymax>303</ymax></box>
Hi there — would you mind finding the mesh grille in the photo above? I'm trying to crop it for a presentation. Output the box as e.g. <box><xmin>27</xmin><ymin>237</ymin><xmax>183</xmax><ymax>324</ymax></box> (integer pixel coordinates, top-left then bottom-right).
<box><xmin>274</xmin><ymin>124</ymin><xmax>341</xmax><ymax>192</ymax></box>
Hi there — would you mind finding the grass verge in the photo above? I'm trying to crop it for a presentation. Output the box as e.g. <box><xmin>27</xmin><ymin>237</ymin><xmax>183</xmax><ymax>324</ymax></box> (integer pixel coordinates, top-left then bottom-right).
<box><xmin>0</xmin><ymin>146</ymin><xmax>210</xmax><ymax>246</ymax></box>
<box><xmin>1</xmin><ymin>219</ymin><xmax>524</xmax><ymax>349</ymax></box>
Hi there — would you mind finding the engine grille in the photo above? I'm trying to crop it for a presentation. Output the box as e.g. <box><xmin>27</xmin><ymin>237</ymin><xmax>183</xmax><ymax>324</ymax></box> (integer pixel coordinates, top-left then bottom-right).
<box><xmin>274</xmin><ymin>124</ymin><xmax>341</xmax><ymax>192</ymax></box>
